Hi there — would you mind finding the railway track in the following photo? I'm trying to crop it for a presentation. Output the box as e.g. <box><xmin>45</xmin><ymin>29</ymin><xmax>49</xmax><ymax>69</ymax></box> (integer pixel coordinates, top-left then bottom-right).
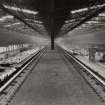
<box><xmin>0</xmin><ymin>47</ymin><xmax>46</xmax><ymax>105</ymax></box>
<box><xmin>59</xmin><ymin>47</ymin><xmax>105</xmax><ymax>103</ymax></box>
<box><xmin>5</xmin><ymin>46</ymin><xmax>105</xmax><ymax>105</ymax></box>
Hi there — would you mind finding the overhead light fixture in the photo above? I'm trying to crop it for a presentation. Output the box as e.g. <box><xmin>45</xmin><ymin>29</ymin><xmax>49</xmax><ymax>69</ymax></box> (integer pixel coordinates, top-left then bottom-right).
<box><xmin>98</xmin><ymin>13</ymin><xmax>105</xmax><ymax>17</ymax></box>
<box><xmin>3</xmin><ymin>5</ymin><xmax>38</xmax><ymax>15</ymax></box>
<box><xmin>4</xmin><ymin>22</ymin><xmax>21</xmax><ymax>27</ymax></box>
<box><xmin>25</xmin><ymin>19</ymin><xmax>43</xmax><ymax>24</ymax></box>
<box><xmin>71</xmin><ymin>8</ymin><xmax>88</xmax><ymax>14</ymax></box>
<box><xmin>0</xmin><ymin>15</ymin><xmax>14</xmax><ymax>22</ymax></box>
<box><xmin>91</xmin><ymin>3</ymin><xmax>105</xmax><ymax>9</ymax></box>
<box><xmin>34</xmin><ymin>20</ymin><xmax>43</xmax><ymax>24</ymax></box>
<box><xmin>71</xmin><ymin>3</ymin><xmax>105</xmax><ymax>14</ymax></box>
<box><xmin>65</xmin><ymin>17</ymin><xmax>85</xmax><ymax>23</ymax></box>
<box><xmin>86</xmin><ymin>21</ymin><xmax>100</xmax><ymax>24</ymax></box>
<box><xmin>81</xmin><ymin>24</ymin><xmax>86</xmax><ymax>27</ymax></box>
<box><xmin>65</xmin><ymin>19</ymin><xmax>75</xmax><ymax>23</ymax></box>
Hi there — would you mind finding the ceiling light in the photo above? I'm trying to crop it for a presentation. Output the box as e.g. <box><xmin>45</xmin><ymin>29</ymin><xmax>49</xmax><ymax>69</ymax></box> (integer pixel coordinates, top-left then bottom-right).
<box><xmin>71</xmin><ymin>8</ymin><xmax>88</xmax><ymax>14</ymax></box>
<box><xmin>99</xmin><ymin>13</ymin><xmax>105</xmax><ymax>17</ymax></box>
<box><xmin>4</xmin><ymin>22</ymin><xmax>21</xmax><ymax>27</ymax></box>
<box><xmin>71</xmin><ymin>3</ymin><xmax>105</xmax><ymax>14</ymax></box>
<box><xmin>3</xmin><ymin>5</ymin><xmax>38</xmax><ymax>15</ymax></box>
<box><xmin>0</xmin><ymin>15</ymin><xmax>13</xmax><ymax>22</ymax></box>
<box><xmin>86</xmin><ymin>21</ymin><xmax>99</xmax><ymax>24</ymax></box>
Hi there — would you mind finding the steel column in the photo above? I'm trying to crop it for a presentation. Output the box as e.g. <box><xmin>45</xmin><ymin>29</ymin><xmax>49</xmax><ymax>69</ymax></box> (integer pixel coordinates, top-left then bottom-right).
<box><xmin>51</xmin><ymin>31</ymin><xmax>54</xmax><ymax>50</ymax></box>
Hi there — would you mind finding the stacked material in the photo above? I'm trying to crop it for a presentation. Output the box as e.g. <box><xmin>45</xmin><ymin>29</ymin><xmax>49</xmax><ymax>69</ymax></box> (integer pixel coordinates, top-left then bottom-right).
<box><xmin>0</xmin><ymin>47</ymin><xmax>40</xmax><ymax>83</ymax></box>
<box><xmin>2</xmin><ymin>48</ymin><xmax>39</xmax><ymax>64</ymax></box>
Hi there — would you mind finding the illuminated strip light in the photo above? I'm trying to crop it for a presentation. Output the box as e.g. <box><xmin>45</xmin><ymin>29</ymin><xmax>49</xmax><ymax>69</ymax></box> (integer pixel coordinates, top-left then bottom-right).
<box><xmin>86</xmin><ymin>21</ymin><xmax>100</xmax><ymax>24</ymax></box>
<box><xmin>4</xmin><ymin>22</ymin><xmax>21</xmax><ymax>27</ymax></box>
<box><xmin>34</xmin><ymin>20</ymin><xmax>43</xmax><ymax>24</ymax></box>
<box><xmin>65</xmin><ymin>17</ymin><xmax>85</xmax><ymax>23</ymax></box>
<box><xmin>65</xmin><ymin>19</ymin><xmax>76</xmax><ymax>23</ymax></box>
<box><xmin>25</xmin><ymin>19</ymin><xmax>43</xmax><ymax>24</ymax></box>
<box><xmin>81</xmin><ymin>24</ymin><xmax>87</xmax><ymax>27</ymax></box>
<box><xmin>77</xmin><ymin>21</ymin><xmax>99</xmax><ymax>29</ymax></box>
<box><xmin>71</xmin><ymin>3</ymin><xmax>105</xmax><ymax>14</ymax></box>
<box><xmin>99</xmin><ymin>13</ymin><xmax>105</xmax><ymax>16</ymax></box>
<box><xmin>0</xmin><ymin>15</ymin><xmax>13</xmax><ymax>22</ymax></box>
<box><xmin>76</xmin><ymin>21</ymin><xmax>101</xmax><ymax>30</ymax></box>
<box><xmin>3</xmin><ymin>5</ymin><xmax>38</xmax><ymax>15</ymax></box>
<box><xmin>71</xmin><ymin>8</ymin><xmax>88</xmax><ymax>14</ymax></box>
<box><xmin>92</xmin><ymin>17</ymin><xmax>100</xmax><ymax>21</ymax></box>
<box><xmin>75</xmin><ymin>24</ymin><xmax>88</xmax><ymax>30</ymax></box>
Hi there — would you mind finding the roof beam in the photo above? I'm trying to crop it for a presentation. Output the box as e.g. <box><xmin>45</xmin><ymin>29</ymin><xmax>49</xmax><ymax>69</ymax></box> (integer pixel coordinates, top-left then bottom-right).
<box><xmin>0</xmin><ymin>3</ymin><xmax>42</xmax><ymax>34</ymax></box>
<box><xmin>65</xmin><ymin>4</ymin><xmax>105</xmax><ymax>34</ymax></box>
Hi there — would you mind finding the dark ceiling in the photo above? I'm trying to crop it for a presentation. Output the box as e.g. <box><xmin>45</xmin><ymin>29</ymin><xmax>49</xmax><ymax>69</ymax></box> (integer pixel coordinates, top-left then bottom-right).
<box><xmin>1</xmin><ymin>0</ymin><xmax>105</xmax><ymax>38</ymax></box>
<box><xmin>21</xmin><ymin>0</ymin><xmax>91</xmax><ymax>35</ymax></box>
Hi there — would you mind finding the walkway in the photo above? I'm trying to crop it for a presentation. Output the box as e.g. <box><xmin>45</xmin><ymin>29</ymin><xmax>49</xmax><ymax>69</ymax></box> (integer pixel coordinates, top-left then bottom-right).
<box><xmin>9</xmin><ymin>48</ymin><xmax>104</xmax><ymax>105</ymax></box>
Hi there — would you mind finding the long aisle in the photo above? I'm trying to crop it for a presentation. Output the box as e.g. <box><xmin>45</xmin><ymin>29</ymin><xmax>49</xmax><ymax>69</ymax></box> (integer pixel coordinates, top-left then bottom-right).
<box><xmin>10</xmin><ymin>48</ymin><xmax>104</xmax><ymax>105</ymax></box>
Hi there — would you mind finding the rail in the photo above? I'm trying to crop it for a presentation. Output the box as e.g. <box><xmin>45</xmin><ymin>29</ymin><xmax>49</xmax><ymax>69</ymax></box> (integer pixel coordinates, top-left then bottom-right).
<box><xmin>60</xmin><ymin>47</ymin><xmax>105</xmax><ymax>90</ymax></box>
<box><xmin>0</xmin><ymin>47</ymin><xmax>45</xmax><ymax>93</ymax></box>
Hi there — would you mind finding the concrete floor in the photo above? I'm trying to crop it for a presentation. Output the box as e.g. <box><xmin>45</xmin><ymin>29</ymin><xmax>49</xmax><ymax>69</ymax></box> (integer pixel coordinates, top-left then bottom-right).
<box><xmin>10</xmin><ymin>49</ymin><xmax>104</xmax><ymax>105</ymax></box>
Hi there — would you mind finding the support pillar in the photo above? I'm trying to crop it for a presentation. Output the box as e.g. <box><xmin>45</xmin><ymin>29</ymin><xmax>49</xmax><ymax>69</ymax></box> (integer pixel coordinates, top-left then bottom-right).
<box><xmin>50</xmin><ymin>0</ymin><xmax>55</xmax><ymax>50</ymax></box>
<box><xmin>51</xmin><ymin>32</ymin><xmax>54</xmax><ymax>50</ymax></box>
